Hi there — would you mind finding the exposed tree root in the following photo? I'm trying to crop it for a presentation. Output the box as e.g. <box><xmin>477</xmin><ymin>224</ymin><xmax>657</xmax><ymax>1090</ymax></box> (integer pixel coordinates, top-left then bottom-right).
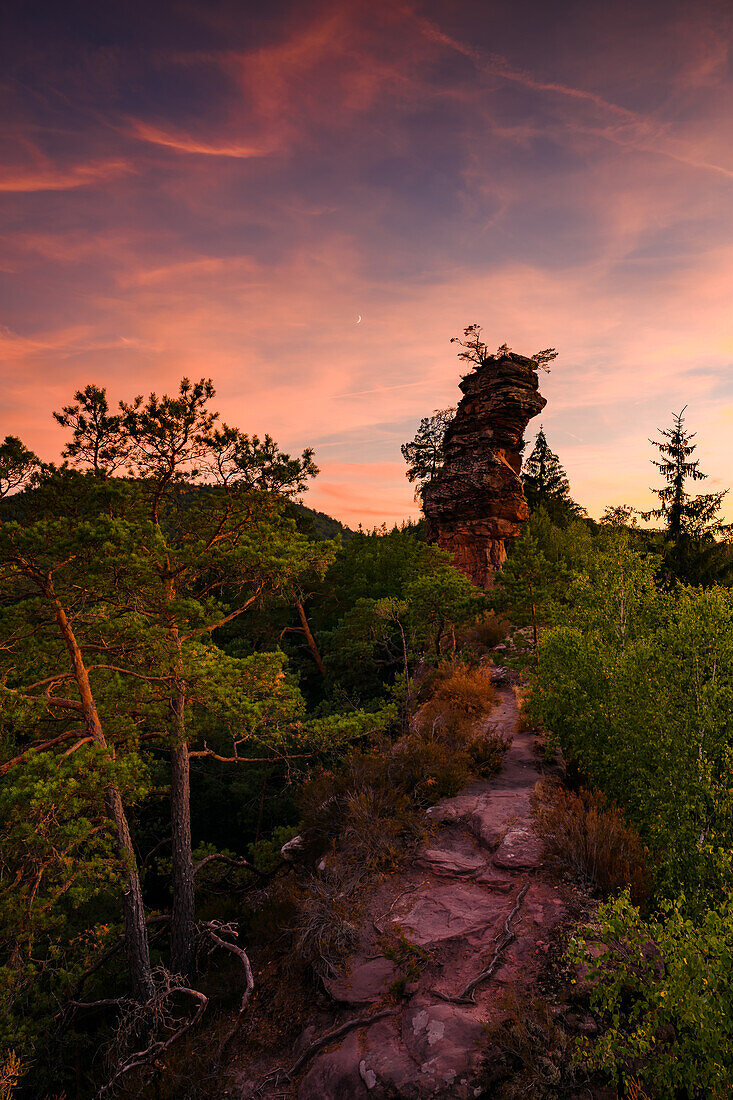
<box><xmin>433</xmin><ymin>881</ymin><xmax>530</xmax><ymax>1004</ymax></box>
<box><xmin>250</xmin><ymin>1007</ymin><xmax>399</xmax><ymax>1095</ymax></box>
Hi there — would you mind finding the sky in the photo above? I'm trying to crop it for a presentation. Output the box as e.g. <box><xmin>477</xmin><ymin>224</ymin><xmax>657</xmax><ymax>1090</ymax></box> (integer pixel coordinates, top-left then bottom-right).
<box><xmin>2</xmin><ymin>0</ymin><xmax>732</xmax><ymax>527</ymax></box>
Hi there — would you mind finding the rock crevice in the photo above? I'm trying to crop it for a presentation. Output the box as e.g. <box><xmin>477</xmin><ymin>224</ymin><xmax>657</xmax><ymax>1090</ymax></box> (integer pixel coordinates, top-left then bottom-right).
<box><xmin>423</xmin><ymin>351</ymin><xmax>546</xmax><ymax>585</ymax></box>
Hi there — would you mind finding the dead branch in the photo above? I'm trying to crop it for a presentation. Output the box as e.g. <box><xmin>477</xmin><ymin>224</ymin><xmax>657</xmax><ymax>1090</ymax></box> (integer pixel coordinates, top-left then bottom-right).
<box><xmin>188</xmin><ymin>745</ymin><xmax>313</xmax><ymax>764</ymax></box>
<box><xmin>96</xmin><ymin>983</ymin><xmax>208</xmax><ymax>1099</ymax></box>
<box><xmin>193</xmin><ymin>852</ymin><xmax>269</xmax><ymax>879</ymax></box>
<box><xmin>200</xmin><ymin>920</ymin><xmax>254</xmax><ymax>1013</ymax></box>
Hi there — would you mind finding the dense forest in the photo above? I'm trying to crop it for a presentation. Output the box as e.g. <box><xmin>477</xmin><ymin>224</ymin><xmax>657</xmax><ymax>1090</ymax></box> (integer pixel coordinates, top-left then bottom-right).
<box><xmin>1</xmin><ymin>373</ymin><xmax>732</xmax><ymax>1098</ymax></box>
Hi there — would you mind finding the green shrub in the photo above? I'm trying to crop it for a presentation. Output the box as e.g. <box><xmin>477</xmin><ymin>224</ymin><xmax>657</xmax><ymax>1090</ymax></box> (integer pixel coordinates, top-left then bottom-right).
<box><xmin>531</xmin><ymin>535</ymin><xmax>733</xmax><ymax>907</ymax></box>
<box><xmin>567</xmin><ymin>888</ymin><xmax>733</xmax><ymax>1098</ymax></box>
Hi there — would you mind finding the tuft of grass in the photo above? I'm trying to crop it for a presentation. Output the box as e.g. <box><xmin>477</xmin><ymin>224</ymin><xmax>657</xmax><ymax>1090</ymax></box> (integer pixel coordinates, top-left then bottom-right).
<box><xmin>532</xmin><ymin>779</ymin><xmax>649</xmax><ymax>905</ymax></box>
<box><xmin>379</xmin><ymin>927</ymin><xmax>430</xmax><ymax>1001</ymax></box>
<box><xmin>290</xmin><ymin>869</ymin><xmax>362</xmax><ymax>979</ymax></box>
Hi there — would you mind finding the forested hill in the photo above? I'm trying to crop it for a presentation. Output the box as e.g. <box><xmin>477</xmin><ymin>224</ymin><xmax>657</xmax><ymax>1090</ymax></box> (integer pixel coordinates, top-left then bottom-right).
<box><xmin>290</xmin><ymin>501</ymin><xmax>354</xmax><ymax>541</ymax></box>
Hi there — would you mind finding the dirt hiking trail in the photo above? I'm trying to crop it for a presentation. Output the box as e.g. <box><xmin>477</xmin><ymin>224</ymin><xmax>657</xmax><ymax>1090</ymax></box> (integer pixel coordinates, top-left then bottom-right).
<box><xmin>241</xmin><ymin>680</ymin><xmax>572</xmax><ymax>1099</ymax></box>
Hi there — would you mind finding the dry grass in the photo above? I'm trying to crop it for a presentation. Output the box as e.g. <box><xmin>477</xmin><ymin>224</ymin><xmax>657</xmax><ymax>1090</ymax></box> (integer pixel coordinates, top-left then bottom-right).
<box><xmin>457</xmin><ymin>610</ymin><xmax>510</xmax><ymax>654</ymax></box>
<box><xmin>480</xmin><ymin>989</ymin><xmax>592</xmax><ymax>1099</ymax></box>
<box><xmin>532</xmin><ymin>779</ymin><xmax>649</xmax><ymax>905</ymax></box>
<box><xmin>291</xmin><ymin>869</ymin><xmax>362</xmax><ymax>979</ymax></box>
<box><xmin>466</xmin><ymin>727</ymin><xmax>512</xmax><ymax>778</ymax></box>
<box><xmin>414</xmin><ymin>660</ymin><xmax>497</xmax><ymax>743</ymax></box>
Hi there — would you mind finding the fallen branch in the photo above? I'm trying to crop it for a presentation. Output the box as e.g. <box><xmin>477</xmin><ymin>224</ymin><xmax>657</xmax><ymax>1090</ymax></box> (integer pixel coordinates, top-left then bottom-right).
<box><xmin>433</xmin><ymin>881</ymin><xmax>530</xmax><ymax>1004</ymax></box>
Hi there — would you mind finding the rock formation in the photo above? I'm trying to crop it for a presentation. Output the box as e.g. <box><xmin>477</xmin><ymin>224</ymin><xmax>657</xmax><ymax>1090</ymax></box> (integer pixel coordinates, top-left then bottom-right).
<box><xmin>422</xmin><ymin>350</ymin><xmax>546</xmax><ymax>585</ymax></box>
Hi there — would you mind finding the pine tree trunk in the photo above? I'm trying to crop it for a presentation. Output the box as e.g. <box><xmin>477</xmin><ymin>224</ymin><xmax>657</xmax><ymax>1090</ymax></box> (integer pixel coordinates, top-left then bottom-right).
<box><xmin>169</xmin><ymin>629</ymin><xmax>196</xmax><ymax>980</ymax></box>
<box><xmin>49</xmin><ymin>587</ymin><xmax>154</xmax><ymax>1001</ymax></box>
<box><xmin>170</xmin><ymin>731</ymin><xmax>196</xmax><ymax>978</ymax></box>
<box><xmin>295</xmin><ymin>600</ymin><xmax>326</xmax><ymax>676</ymax></box>
<box><xmin>105</xmin><ymin>785</ymin><xmax>155</xmax><ymax>1001</ymax></box>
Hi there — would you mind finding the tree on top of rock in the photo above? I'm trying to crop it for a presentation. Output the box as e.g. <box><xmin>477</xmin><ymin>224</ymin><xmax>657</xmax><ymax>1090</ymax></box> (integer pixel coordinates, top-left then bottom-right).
<box><xmin>522</xmin><ymin>427</ymin><xmax>585</xmax><ymax>524</ymax></box>
<box><xmin>449</xmin><ymin>325</ymin><xmax>557</xmax><ymax>374</ymax></box>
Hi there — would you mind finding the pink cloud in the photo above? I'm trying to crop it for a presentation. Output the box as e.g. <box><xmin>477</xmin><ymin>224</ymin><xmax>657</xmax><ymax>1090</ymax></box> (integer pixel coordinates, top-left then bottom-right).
<box><xmin>0</xmin><ymin>158</ymin><xmax>132</xmax><ymax>192</ymax></box>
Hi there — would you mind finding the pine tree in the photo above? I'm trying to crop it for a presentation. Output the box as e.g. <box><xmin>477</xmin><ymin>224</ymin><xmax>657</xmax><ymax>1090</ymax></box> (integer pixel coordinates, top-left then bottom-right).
<box><xmin>522</xmin><ymin>427</ymin><xmax>584</xmax><ymax>523</ymax></box>
<box><xmin>645</xmin><ymin>407</ymin><xmax>730</xmax><ymax>584</ymax></box>
<box><xmin>646</xmin><ymin>407</ymin><xmax>725</xmax><ymax>537</ymax></box>
<box><xmin>401</xmin><ymin>408</ymin><xmax>455</xmax><ymax>496</ymax></box>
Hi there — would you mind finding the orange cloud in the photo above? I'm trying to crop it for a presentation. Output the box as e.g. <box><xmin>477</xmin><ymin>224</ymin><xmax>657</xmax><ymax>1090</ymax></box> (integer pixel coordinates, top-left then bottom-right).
<box><xmin>0</xmin><ymin>158</ymin><xmax>132</xmax><ymax>192</ymax></box>
<box><xmin>126</xmin><ymin>119</ymin><xmax>278</xmax><ymax>159</ymax></box>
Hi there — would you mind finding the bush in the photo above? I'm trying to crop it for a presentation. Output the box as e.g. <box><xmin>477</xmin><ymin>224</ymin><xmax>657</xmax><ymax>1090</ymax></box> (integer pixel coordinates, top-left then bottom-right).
<box><xmin>389</xmin><ymin>732</ymin><xmax>472</xmax><ymax>804</ymax></box>
<box><xmin>568</xmin><ymin>888</ymin><xmax>733</xmax><ymax>1098</ymax></box>
<box><xmin>480</xmin><ymin>990</ymin><xmax>591</xmax><ymax>1098</ymax></box>
<box><xmin>466</xmin><ymin>728</ymin><xmax>511</xmax><ymax>778</ymax></box>
<box><xmin>458</xmin><ymin>610</ymin><xmax>510</xmax><ymax>653</ymax></box>
<box><xmin>414</xmin><ymin>660</ymin><xmax>497</xmax><ymax>744</ymax></box>
<box><xmin>338</xmin><ymin>786</ymin><xmax>427</xmax><ymax>871</ymax></box>
<box><xmin>532</xmin><ymin>779</ymin><xmax>649</xmax><ymax>905</ymax></box>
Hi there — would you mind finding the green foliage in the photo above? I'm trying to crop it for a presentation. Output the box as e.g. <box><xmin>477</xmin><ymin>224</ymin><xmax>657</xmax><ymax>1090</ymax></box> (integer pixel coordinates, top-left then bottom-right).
<box><xmin>531</xmin><ymin>533</ymin><xmax>733</xmax><ymax>905</ymax></box>
<box><xmin>568</xmin><ymin>888</ymin><xmax>733</xmax><ymax>1098</ymax></box>
<box><xmin>522</xmin><ymin>428</ymin><xmax>585</xmax><ymax>525</ymax></box>
<box><xmin>311</xmin><ymin>529</ymin><xmax>483</xmax><ymax>704</ymax></box>
<box><xmin>400</xmin><ymin>409</ymin><xmax>455</xmax><ymax>496</ymax></box>
<box><xmin>0</xmin><ymin>436</ymin><xmax>40</xmax><ymax>499</ymax></box>
<box><xmin>495</xmin><ymin>528</ymin><xmax>567</xmax><ymax>662</ymax></box>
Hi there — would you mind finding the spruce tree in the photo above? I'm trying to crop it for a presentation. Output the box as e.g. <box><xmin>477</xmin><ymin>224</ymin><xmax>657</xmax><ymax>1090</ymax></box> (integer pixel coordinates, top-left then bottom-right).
<box><xmin>645</xmin><ymin>407</ymin><xmax>730</xmax><ymax>583</ymax></box>
<box><xmin>522</xmin><ymin>427</ymin><xmax>583</xmax><ymax>523</ymax></box>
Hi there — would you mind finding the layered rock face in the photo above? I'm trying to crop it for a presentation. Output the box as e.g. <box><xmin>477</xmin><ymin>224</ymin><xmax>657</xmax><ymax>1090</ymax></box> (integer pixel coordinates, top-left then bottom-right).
<box><xmin>423</xmin><ymin>351</ymin><xmax>546</xmax><ymax>586</ymax></box>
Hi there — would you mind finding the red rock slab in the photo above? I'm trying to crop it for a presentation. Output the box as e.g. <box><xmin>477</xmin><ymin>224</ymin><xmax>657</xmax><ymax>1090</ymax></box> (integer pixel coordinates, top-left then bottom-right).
<box><xmin>492</xmin><ymin>825</ymin><xmax>544</xmax><ymax>870</ymax></box>
<box><xmin>298</xmin><ymin>1017</ymin><xmax>417</xmax><ymax>1100</ymax></box>
<box><xmin>403</xmin><ymin>1000</ymin><xmax>487</xmax><ymax>1094</ymax></box>
<box><xmin>324</xmin><ymin>956</ymin><xmax>397</xmax><ymax>1006</ymax></box>
<box><xmin>415</xmin><ymin>847</ymin><xmax>488</xmax><ymax>877</ymax></box>
<box><xmin>393</xmin><ymin>882</ymin><xmax>509</xmax><ymax>949</ymax></box>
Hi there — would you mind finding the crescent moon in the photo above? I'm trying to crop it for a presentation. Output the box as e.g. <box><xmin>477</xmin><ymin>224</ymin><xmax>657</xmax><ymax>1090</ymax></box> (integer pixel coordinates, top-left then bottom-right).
<box><xmin>356</xmin><ymin>314</ymin><xmax>362</xmax><ymax>324</ymax></box>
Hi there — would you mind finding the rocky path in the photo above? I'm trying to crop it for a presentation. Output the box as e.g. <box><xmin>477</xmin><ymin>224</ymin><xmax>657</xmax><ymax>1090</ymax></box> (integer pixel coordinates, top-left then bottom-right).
<box><xmin>245</xmin><ymin>683</ymin><xmax>569</xmax><ymax>1099</ymax></box>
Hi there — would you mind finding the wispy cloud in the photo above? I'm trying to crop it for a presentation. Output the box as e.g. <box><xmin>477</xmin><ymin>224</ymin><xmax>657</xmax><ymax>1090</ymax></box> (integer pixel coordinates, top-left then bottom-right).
<box><xmin>0</xmin><ymin>157</ymin><xmax>132</xmax><ymax>192</ymax></box>
<box><xmin>126</xmin><ymin>119</ymin><xmax>278</xmax><ymax>159</ymax></box>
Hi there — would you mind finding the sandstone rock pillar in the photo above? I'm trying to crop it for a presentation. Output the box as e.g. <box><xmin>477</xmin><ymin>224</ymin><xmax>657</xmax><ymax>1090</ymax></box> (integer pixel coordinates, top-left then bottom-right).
<box><xmin>422</xmin><ymin>351</ymin><xmax>546</xmax><ymax>586</ymax></box>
